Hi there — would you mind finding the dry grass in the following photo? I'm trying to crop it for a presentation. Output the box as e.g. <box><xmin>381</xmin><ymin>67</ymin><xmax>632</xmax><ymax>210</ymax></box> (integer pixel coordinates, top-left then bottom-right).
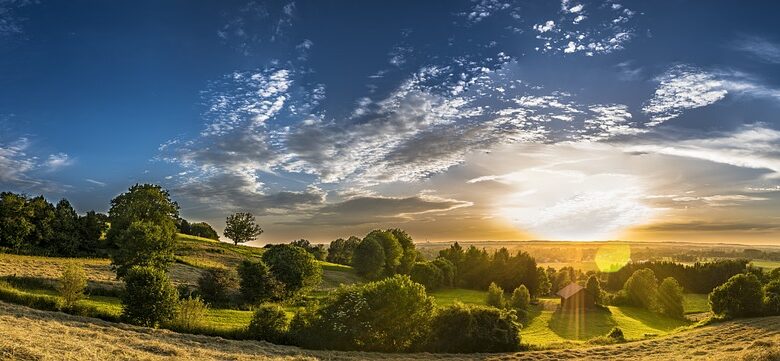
<box><xmin>1</xmin><ymin>301</ymin><xmax>778</xmax><ymax>361</ymax></box>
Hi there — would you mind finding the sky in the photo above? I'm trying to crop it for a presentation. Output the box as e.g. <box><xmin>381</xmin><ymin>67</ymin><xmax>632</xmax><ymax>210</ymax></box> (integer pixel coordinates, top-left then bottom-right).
<box><xmin>2</xmin><ymin>0</ymin><xmax>780</xmax><ymax>245</ymax></box>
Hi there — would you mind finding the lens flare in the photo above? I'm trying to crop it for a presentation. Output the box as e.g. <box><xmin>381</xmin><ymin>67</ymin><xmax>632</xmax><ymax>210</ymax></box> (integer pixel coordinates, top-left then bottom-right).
<box><xmin>595</xmin><ymin>244</ymin><xmax>631</xmax><ymax>272</ymax></box>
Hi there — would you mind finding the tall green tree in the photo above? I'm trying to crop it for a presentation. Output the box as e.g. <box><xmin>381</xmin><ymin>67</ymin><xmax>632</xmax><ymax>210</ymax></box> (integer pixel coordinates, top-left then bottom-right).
<box><xmin>352</xmin><ymin>237</ymin><xmax>386</xmax><ymax>279</ymax></box>
<box><xmin>623</xmin><ymin>268</ymin><xmax>658</xmax><ymax>310</ymax></box>
<box><xmin>24</xmin><ymin>195</ymin><xmax>55</xmax><ymax>249</ymax></box>
<box><xmin>107</xmin><ymin>184</ymin><xmax>179</xmax><ymax>278</ymax></box>
<box><xmin>224</xmin><ymin>212</ymin><xmax>263</xmax><ymax>245</ymax></box>
<box><xmin>585</xmin><ymin>275</ymin><xmax>603</xmax><ymax>306</ymax></box>
<box><xmin>0</xmin><ymin>192</ymin><xmax>33</xmax><ymax>249</ymax></box>
<box><xmin>709</xmin><ymin>273</ymin><xmax>764</xmax><ymax>318</ymax></box>
<box><xmin>326</xmin><ymin>236</ymin><xmax>360</xmax><ymax>265</ymax></box>
<box><xmin>262</xmin><ymin>244</ymin><xmax>322</xmax><ymax>298</ymax></box>
<box><xmin>388</xmin><ymin>228</ymin><xmax>417</xmax><ymax>274</ymax></box>
<box><xmin>52</xmin><ymin>199</ymin><xmax>80</xmax><ymax>255</ymax></box>
<box><xmin>658</xmin><ymin>277</ymin><xmax>685</xmax><ymax>318</ymax></box>
<box><xmin>364</xmin><ymin>230</ymin><xmax>402</xmax><ymax>276</ymax></box>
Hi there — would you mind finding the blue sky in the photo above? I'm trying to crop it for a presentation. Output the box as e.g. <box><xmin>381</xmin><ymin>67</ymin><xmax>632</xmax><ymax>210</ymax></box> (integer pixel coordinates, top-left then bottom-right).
<box><xmin>3</xmin><ymin>0</ymin><xmax>780</xmax><ymax>244</ymax></box>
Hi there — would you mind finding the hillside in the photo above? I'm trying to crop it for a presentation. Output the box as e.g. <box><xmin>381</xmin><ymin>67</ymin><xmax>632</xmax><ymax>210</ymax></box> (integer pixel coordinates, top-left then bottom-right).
<box><xmin>0</xmin><ymin>301</ymin><xmax>778</xmax><ymax>361</ymax></box>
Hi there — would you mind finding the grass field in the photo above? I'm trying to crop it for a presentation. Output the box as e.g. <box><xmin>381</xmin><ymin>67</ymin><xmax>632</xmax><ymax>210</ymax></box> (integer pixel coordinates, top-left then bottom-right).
<box><xmin>750</xmin><ymin>259</ymin><xmax>780</xmax><ymax>270</ymax></box>
<box><xmin>1</xmin><ymin>300</ymin><xmax>778</xmax><ymax>360</ymax></box>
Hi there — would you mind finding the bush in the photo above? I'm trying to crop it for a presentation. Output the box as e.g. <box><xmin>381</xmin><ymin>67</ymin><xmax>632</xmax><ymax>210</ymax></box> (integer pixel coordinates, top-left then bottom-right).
<box><xmin>608</xmin><ymin>326</ymin><xmax>625</xmax><ymax>340</ymax></box>
<box><xmin>486</xmin><ymin>282</ymin><xmax>505</xmax><ymax>309</ymax></box>
<box><xmin>238</xmin><ymin>259</ymin><xmax>280</xmax><ymax>304</ymax></box>
<box><xmin>262</xmin><ymin>244</ymin><xmax>322</xmax><ymax>298</ymax></box>
<box><xmin>623</xmin><ymin>268</ymin><xmax>658</xmax><ymax>310</ymax></box>
<box><xmin>247</xmin><ymin>304</ymin><xmax>289</xmax><ymax>344</ymax></box>
<box><xmin>198</xmin><ymin>267</ymin><xmax>239</xmax><ymax>305</ymax></box>
<box><xmin>509</xmin><ymin>285</ymin><xmax>530</xmax><ymax>311</ymax></box>
<box><xmin>292</xmin><ymin>275</ymin><xmax>435</xmax><ymax>352</ymax></box>
<box><xmin>168</xmin><ymin>296</ymin><xmax>207</xmax><ymax>332</ymax></box>
<box><xmin>764</xmin><ymin>280</ymin><xmax>780</xmax><ymax>315</ymax></box>
<box><xmin>120</xmin><ymin>266</ymin><xmax>179</xmax><ymax>327</ymax></box>
<box><xmin>410</xmin><ymin>262</ymin><xmax>443</xmax><ymax>290</ymax></box>
<box><xmin>657</xmin><ymin>277</ymin><xmax>685</xmax><ymax>318</ymax></box>
<box><xmin>58</xmin><ymin>263</ymin><xmax>87</xmax><ymax>309</ymax></box>
<box><xmin>426</xmin><ymin>303</ymin><xmax>521</xmax><ymax>353</ymax></box>
<box><xmin>709</xmin><ymin>273</ymin><xmax>764</xmax><ymax>318</ymax></box>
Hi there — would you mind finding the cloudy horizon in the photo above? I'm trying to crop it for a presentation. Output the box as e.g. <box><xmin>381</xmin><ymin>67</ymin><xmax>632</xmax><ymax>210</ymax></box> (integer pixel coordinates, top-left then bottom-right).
<box><xmin>2</xmin><ymin>1</ymin><xmax>780</xmax><ymax>245</ymax></box>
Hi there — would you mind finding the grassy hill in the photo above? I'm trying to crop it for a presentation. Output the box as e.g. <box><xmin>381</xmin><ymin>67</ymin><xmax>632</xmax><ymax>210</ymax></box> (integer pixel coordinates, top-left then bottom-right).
<box><xmin>1</xmin><ymin>300</ymin><xmax>777</xmax><ymax>360</ymax></box>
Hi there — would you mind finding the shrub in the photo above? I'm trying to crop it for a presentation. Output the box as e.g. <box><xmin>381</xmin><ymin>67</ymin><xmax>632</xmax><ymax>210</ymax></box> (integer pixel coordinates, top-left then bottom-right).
<box><xmin>262</xmin><ymin>244</ymin><xmax>322</xmax><ymax>298</ymax></box>
<box><xmin>247</xmin><ymin>304</ymin><xmax>289</xmax><ymax>344</ymax></box>
<box><xmin>486</xmin><ymin>282</ymin><xmax>506</xmax><ymax>309</ymax></box>
<box><xmin>426</xmin><ymin>303</ymin><xmax>521</xmax><ymax>353</ymax></box>
<box><xmin>590</xmin><ymin>327</ymin><xmax>626</xmax><ymax>345</ymax></box>
<box><xmin>168</xmin><ymin>296</ymin><xmax>207</xmax><ymax>332</ymax></box>
<box><xmin>410</xmin><ymin>262</ymin><xmax>443</xmax><ymax>290</ymax></box>
<box><xmin>709</xmin><ymin>273</ymin><xmax>764</xmax><ymax>318</ymax></box>
<box><xmin>608</xmin><ymin>326</ymin><xmax>625</xmax><ymax>340</ymax></box>
<box><xmin>623</xmin><ymin>268</ymin><xmax>658</xmax><ymax>310</ymax></box>
<box><xmin>198</xmin><ymin>267</ymin><xmax>239</xmax><ymax>305</ymax></box>
<box><xmin>293</xmin><ymin>275</ymin><xmax>435</xmax><ymax>352</ymax></box>
<box><xmin>120</xmin><ymin>266</ymin><xmax>179</xmax><ymax>327</ymax></box>
<box><xmin>509</xmin><ymin>285</ymin><xmax>530</xmax><ymax>311</ymax></box>
<box><xmin>238</xmin><ymin>259</ymin><xmax>280</xmax><ymax>304</ymax></box>
<box><xmin>352</xmin><ymin>237</ymin><xmax>385</xmax><ymax>279</ymax></box>
<box><xmin>58</xmin><ymin>263</ymin><xmax>88</xmax><ymax>309</ymax></box>
<box><xmin>657</xmin><ymin>277</ymin><xmax>685</xmax><ymax>318</ymax></box>
<box><xmin>764</xmin><ymin>280</ymin><xmax>780</xmax><ymax>315</ymax></box>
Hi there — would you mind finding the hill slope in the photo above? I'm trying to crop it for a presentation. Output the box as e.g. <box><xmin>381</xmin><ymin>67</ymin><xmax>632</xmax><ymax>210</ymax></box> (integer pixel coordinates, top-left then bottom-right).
<box><xmin>1</xmin><ymin>301</ymin><xmax>777</xmax><ymax>361</ymax></box>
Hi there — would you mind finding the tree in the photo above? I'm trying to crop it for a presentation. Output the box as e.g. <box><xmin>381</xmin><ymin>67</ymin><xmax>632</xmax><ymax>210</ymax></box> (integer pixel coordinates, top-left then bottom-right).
<box><xmin>509</xmin><ymin>285</ymin><xmax>530</xmax><ymax>311</ymax></box>
<box><xmin>107</xmin><ymin>184</ymin><xmax>179</xmax><ymax>277</ymax></box>
<box><xmin>188</xmin><ymin>222</ymin><xmax>219</xmax><ymax>240</ymax></box>
<box><xmin>0</xmin><ymin>192</ymin><xmax>33</xmax><ymax>249</ymax></box>
<box><xmin>657</xmin><ymin>277</ymin><xmax>685</xmax><ymax>318</ymax></box>
<box><xmin>290</xmin><ymin>239</ymin><xmax>326</xmax><ymax>261</ymax></box>
<box><xmin>292</xmin><ymin>275</ymin><xmax>435</xmax><ymax>352</ymax></box>
<box><xmin>262</xmin><ymin>244</ymin><xmax>322</xmax><ymax>298</ymax></box>
<box><xmin>52</xmin><ymin>199</ymin><xmax>80</xmax><ymax>255</ymax></box>
<box><xmin>364</xmin><ymin>230</ymin><xmax>402</xmax><ymax>276</ymax></box>
<box><xmin>58</xmin><ymin>263</ymin><xmax>87</xmax><ymax>309</ymax></box>
<box><xmin>326</xmin><ymin>236</ymin><xmax>360</xmax><ymax>265</ymax></box>
<box><xmin>537</xmin><ymin>267</ymin><xmax>552</xmax><ymax>297</ymax></box>
<box><xmin>426</xmin><ymin>303</ymin><xmax>521</xmax><ymax>353</ymax></box>
<box><xmin>224</xmin><ymin>212</ymin><xmax>263</xmax><ymax>245</ymax></box>
<box><xmin>764</xmin><ymin>280</ymin><xmax>780</xmax><ymax>315</ymax></box>
<box><xmin>78</xmin><ymin>211</ymin><xmax>108</xmax><ymax>252</ymax></box>
<box><xmin>237</xmin><ymin>259</ymin><xmax>280</xmax><ymax>304</ymax></box>
<box><xmin>623</xmin><ymin>268</ymin><xmax>658</xmax><ymax>310</ymax></box>
<box><xmin>432</xmin><ymin>258</ymin><xmax>456</xmax><ymax>287</ymax></box>
<box><xmin>709</xmin><ymin>273</ymin><xmax>764</xmax><ymax>318</ymax></box>
<box><xmin>198</xmin><ymin>267</ymin><xmax>239</xmax><ymax>305</ymax></box>
<box><xmin>120</xmin><ymin>266</ymin><xmax>179</xmax><ymax>327</ymax></box>
<box><xmin>486</xmin><ymin>282</ymin><xmax>506</xmax><ymax>309</ymax></box>
<box><xmin>352</xmin><ymin>237</ymin><xmax>385</xmax><ymax>279</ymax></box>
<box><xmin>585</xmin><ymin>275</ymin><xmax>603</xmax><ymax>306</ymax></box>
<box><xmin>388</xmin><ymin>228</ymin><xmax>417</xmax><ymax>274</ymax></box>
<box><xmin>24</xmin><ymin>195</ymin><xmax>55</xmax><ymax>250</ymax></box>
<box><xmin>410</xmin><ymin>262</ymin><xmax>443</xmax><ymax>290</ymax></box>
<box><xmin>247</xmin><ymin>304</ymin><xmax>289</xmax><ymax>344</ymax></box>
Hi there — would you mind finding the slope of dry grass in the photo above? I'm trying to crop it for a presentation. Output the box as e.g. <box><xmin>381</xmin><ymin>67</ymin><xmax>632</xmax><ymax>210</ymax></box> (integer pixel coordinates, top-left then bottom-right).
<box><xmin>1</xmin><ymin>301</ymin><xmax>778</xmax><ymax>361</ymax></box>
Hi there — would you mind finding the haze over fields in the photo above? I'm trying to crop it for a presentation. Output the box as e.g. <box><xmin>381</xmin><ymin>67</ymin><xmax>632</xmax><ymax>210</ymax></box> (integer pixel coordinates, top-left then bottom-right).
<box><xmin>2</xmin><ymin>1</ymin><xmax>780</xmax><ymax>244</ymax></box>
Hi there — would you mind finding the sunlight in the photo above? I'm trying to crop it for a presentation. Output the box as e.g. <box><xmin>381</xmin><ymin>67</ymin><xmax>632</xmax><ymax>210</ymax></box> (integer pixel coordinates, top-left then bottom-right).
<box><xmin>595</xmin><ymin>244</ymin><xmax>632</xmax><ymax>272</ymax></box>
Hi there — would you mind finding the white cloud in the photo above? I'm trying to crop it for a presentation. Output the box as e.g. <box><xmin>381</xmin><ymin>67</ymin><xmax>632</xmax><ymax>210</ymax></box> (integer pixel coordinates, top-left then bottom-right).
<box><xmin>45</xmin><ymin>153</ymin><xmax>73</xmax><ymax>170</ymax></box>
<box><xmin>462</xmin><ymin>0</ymin><xmax>512</xmax><ymax>24</ymax></box>
<box><xmin>732</xmin><ymin>35</ymin><xmax>780</xmax><ymax>64</ymax></box>
<box><xmin>85</xmin><ymin>178</ymin><xmax>106</xmax><ymax>187</ymax></box>
<box><xmin>533</xmin><ymin>20</ymin><xmax>556</xmax><ymax>33</ymax></box>
<box><xmin>642</xmin><ymin>65</ymin><xmax>728</xmax><ymax>126</ymax></box>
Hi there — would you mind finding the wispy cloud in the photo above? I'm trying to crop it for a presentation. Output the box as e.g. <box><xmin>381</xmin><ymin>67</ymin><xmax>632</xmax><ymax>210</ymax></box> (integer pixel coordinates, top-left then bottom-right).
<box><xmin>641</xmin><ymin>65</ymin><xmax>728</xmax><ymax>126</ymax></box>
<box><xmin>732</xmin><ymin>35</ymin><xmax>780</xmax><ymax>64</ymax></box>
<box><xmin>45</xmin><ymin>152</ymin><xmax>73</xmax><ymax>171</ymax></box>
<box><xmin>85</xmin><ymin>178</ymin><xmax>106</xmax><ymax>187</ymax></box>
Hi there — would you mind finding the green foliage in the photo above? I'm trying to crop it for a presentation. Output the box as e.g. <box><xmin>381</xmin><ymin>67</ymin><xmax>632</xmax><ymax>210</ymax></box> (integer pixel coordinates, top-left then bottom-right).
<box><xmin>58</xmin><ymin>263</ymin><xmax>87</xmax><ymax>309</ymax></box>
<box><xmin>289</xmin><ymin>239</ymin><xmax>326</xmax><ymax>261</ymax></box>
<box><xmin>410</xmin><ymin>262</ymin><xmax>444</xmax><ymax>290</ymax></box>
<box><xmin>262</xmin><ymin>244</ymin><xmax>322</xmax><ymax>298</ymax></box>
<box><xmin>486</xmin><ymin>282</ymin><xmax>505</xmax><ymax>309</ymax></box>
<box><xmin>78</xmin><ymin>210</ymin><xmax>108</xmax><ymax>251</ymax></box>
<box><xmin>168</xmin><ymin>296</ymin><xmax>208</xmax><ymax>332</ymax></box>
<box><xmin>24</xmin><ymin>195</ymin><xmax>55</xmax><ymax>249</ymax></box>
<box><xmin>0</xmin><ymin>281</ymin><xmax>61</xmax><ymax>311</ymax></box>
<box><xmin>188</xmin><ymin>222</ymin><xmax>219</xmax><ymax>240</ymax></box>
<box><xmin>108</xmin><ymin>184</ymin><xmax>179</xmax><ymax>277</ymax></box>
<box><xmin>657</xmin><ymin>277</ymin><xmax>685</xmax><ymax>318</ymax></box>
<box><xmin>51</xmin><ymin>199</ymin><xmax>80</xmax><ymax>255</ymax></box>
<box><xmin>536</xmin><ymin>267</ymin><xmax>552</xmax><ymax>296</ymax></box>
<box><xmin>326</xmin><ymin>236</ymin><xmax>360</xmax><ymax>265</ymax></box>
<box><xmin>432</xmin><ymin>258</ymin><xmax>456</xmax><ymax>287</ymax></box>
<box><xmin>224</xmin><ymin>212</ymin><xmax>263</xmax><ymax>245</ymax></box>
<box><xmin>709</xmin><ymin>273</ymin><xmax>764</xmax><ymax>318</ymax></box>
<box><xmin>586</xmin><ymin>275</ymin><xmax>602</xmax><ymax>306</ymax></box>
<box><xmin>120</xmin><ymin>266</ymin><xmax>179</xmax><ymax>327</ymax></box>
<box><xmin>292</xmin><ymin>275</ymin><xmax>435</xmax><ymax>352</ymax></box>
<box><xmin>509</xmin><ymin>285</ymin><xmax>530</xmax><ymax>311</ymax></box>
<box><xmin>425</xmin><ymin>303</ymin><xmax>521</xmax><ymax>353</ymax></box>
<box><xmin>623</xmin><ymin>268</ymin><xmax>658</xmax><ymax>310</ymax></box>
<box><xmin>111</xmin><ymin>220</ymin><xmax>177</xmax><ymax>278</ymax></box>
<box><xmin>764</xmin><ymin>280</ymin><xmax>780</xmax><ymax>315</ymax></box>
<box><xmin>352</xmin><ymin>236</ymin><xmax>385</xmax><ymax>279</ymax></box>
<box><xmin>364</xmin><ymin>229</ymin><xmax>402</xmax><ymax>276</ymax></box>
<box><xmin>237</xmin><ymin>259</ymin><xmax>280</xmax><ymax>304</ymax></box>
<box><xmin>197</xmin><ymin>267</ymin><xmax>239</xmax><ymax>306</ymax></box>
<box><xmin>0</xmin><ymin>192</ymin><xmax>33</xmax><ymax>249</ymax></box>
<box><xmin>388</xmin><ymin>228</ymin><xmax>417</xmax><ymax>274</ymax></box>
<box><xmin>247</xmin><ymin>304</ymin><xmax>289</xmax><ymax>344</ymax></box>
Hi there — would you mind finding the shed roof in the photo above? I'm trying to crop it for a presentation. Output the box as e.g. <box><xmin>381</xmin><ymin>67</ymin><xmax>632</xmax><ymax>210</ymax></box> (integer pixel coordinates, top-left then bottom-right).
<box><xmin>556</xmin><ymin>283</ymin><xmax>585</xmax><ymax>299</ymax></box>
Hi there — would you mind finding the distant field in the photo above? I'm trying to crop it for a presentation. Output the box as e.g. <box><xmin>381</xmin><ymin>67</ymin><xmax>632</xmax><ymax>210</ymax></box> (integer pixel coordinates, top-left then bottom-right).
<box><xmin>750</xmin><ymin>259</ymin><xmax>780</xmax><ymax>270</ymax></box>
<box><xmin>2</xmin><ymin>301</ymin><xmax>778</xmax><ymax>360</ymax></box>
<box><xmin>538</xmin><ymin>261</ymin><xmax>600</xmax><ymax>272</ymax></box>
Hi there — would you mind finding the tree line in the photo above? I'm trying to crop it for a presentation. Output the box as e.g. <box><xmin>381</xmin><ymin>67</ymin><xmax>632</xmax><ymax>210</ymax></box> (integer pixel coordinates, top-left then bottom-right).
<box><xmin>605</xmin><ymin>259</ymin><xmax>748</xmax><ymax>294</ymax></box>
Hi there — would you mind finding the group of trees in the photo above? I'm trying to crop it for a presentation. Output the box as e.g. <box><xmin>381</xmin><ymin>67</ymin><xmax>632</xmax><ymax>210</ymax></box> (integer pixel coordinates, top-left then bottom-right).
<box><xmin>176</xmin><ymin>218</ymin><xmax>219</xmax><ymax>240</ymax></box>
<box><xmin>606</xmin><ymin>259</ymin><xmax>748</xmax><ymax>294</ymax></box>
<box><xmin>0</xmin><ymin>192</ymin><xmax>108</xmax><ymax>256</ymax></box>
<box><xmin>612</xmin><ymin>268</ymin><xmax>685</xmax><ymax>318</ymax></box>
<box><xmin>708</xmin><ymin>268</ymin><xmax>780</xmax><ymax>319</ymax></box>
<box><xmin>350</xmin><ymin>229</ymin><xmax>418</xmax><ymax>279</ymax></box>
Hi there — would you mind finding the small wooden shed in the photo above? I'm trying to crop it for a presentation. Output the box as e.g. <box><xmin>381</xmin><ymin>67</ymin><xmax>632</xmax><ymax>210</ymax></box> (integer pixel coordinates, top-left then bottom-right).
<box><xmin>556</xmin><ymin>283</ymin><xmax>593</xmax><ymax>311</ymax></box>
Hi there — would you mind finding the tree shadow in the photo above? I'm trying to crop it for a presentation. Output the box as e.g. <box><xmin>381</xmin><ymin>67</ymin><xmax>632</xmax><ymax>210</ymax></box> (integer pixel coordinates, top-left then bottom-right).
<box><xmin>615</xmin><ymin>306</ymin><xmax>691</xmax><ymax>332</ymax></box>
<box><xmin>548</xmin><ymin>307</ymin><xmax>617</xmax><ymax>340</ymax></box>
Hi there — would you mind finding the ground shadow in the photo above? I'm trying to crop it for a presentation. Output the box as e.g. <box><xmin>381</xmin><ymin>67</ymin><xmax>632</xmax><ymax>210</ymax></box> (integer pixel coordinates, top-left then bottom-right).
<box><xmin>548</xmin><ymin>307</ymin><xmax>617</xmax><ymax>340</ymax></box>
